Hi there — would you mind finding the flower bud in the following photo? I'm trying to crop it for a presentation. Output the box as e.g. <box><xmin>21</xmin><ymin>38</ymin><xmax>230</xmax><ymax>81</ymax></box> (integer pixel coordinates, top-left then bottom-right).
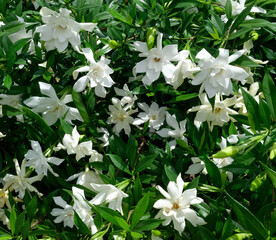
<box><xmin>250</xmin><ymin>31</ymin><xmax>259</xmax><ymax>41</ymax></box>
<box><xmin>270</xmin><ymin>142</ymin><xmax>276</xmax><ymax>159</ymax></box>
<box><xmin>212</xmin><ymin>146</ymin><xmax>241</xmax><ymax>158</ymax></box>
<box><xmin>152</xmin><ymin>230</ymin><xmax>162</xmax><ymax>236</ymax></box>
<box><xmin>108</xmin><ymin>40</ymin><xmax>120</xmax><ymax>49</ymax></box>
<box><xmin>146</xmin><ymin>27</ymin><xmax>156</xmax><ymax>50</ymax></box>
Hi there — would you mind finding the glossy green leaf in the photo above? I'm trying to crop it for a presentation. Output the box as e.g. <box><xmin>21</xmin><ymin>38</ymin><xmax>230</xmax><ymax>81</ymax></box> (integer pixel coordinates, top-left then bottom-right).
<box><xmin>72</xmin><ymin>90</ymin><xmax>90</xmax><ymax>123</ymax></box>
<box><xmin>127</xmin><ymin>134</ymin><xmax>138</xmax><ymax>169</ymax></box>
<box><xmin>74</xmin><ymin>211</ymin><xmax>91</xmax><ymax>235</ymax></box>
<box><xmin>131</xmin><ymin>192</ymin><xmax>149</xmax><ymax>229</ymax></box>
<box><xmin>107</xmin><ymin>154</ymin><xmax>131</xmax><ymax>175</ymax></box>
<box><xmin>134</xmin><ymin>219</ymin><xmax>164</xmax><ymax>232</ymax></box>
<box><xmin>135</xmin><ymin>154</ymin><xmax>157</xmax><ymax>173</ymax></box>
<box><xmin>262</xmin><ymin>70</ymin><xmax>276</xmax><ymax>120</ymax></box>
<box><xmin>259</xmin><ymin>161</ymin><xmax>276</xmax><ymax>189</ymax></box>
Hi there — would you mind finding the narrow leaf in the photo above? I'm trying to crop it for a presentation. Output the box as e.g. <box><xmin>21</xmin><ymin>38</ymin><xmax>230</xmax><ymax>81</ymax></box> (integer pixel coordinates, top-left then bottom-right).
<box><xmin>72</xmin><ymin>90</ymin><xmax>90</xmax><ymax>123</ymax></box>
<box><xmin>107</xmin><ymin>154</ymin><xmax>131</xmax><ymax>175</ymax></box>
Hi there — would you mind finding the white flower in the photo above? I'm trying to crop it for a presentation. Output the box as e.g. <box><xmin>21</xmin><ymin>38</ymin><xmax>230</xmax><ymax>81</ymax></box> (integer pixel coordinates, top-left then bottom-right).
<box><xmin>0</xmin><ymin>94</ymin><xmax>23</xmax><ymax>122</ymax></box>
<box><xmin>3</xmin><ymin>159</ymin><xmax>43</xmax><ymax>199</ymax></box>
<box><xmin>61</xmin><ymin>126</ymin><xmax>93</xmax><ymax>161</ymax></box>
<box><xmin>114</xmin><ymin>84</ymin><xmax>138</xmax><ymax>109</ymax></box>
<box><xmin>107</xmin><ymin>98</ymin><xmax>138</xmax><ymax>136</ymax></box>
<box><xmin>97</xmin><ymin>127</ymin><xmax>110</xmax><ymax>147</ymax></box>
<box><xmin>67</xmin><ymin>168</ymin><xmax>103</xmax><ymax>192</ymax></box>
<box><xmin>90</xmin><ymin>183</ymin><xmax>128</xmax><ymax>215</ymax></box>
<box><xmin>89</xmin><ymin>150</ymin><xmax>103</xmax><ymax>163</ymax></box>
<box><xmin>0</xmin><ymin>132</ymin><xmax>6</xmax><ymax>138</ymax></box>
<box><xmin>166</xmin><ymin>50</ymin><xmax>200</xmax><ymax>89</ymax></box>
<box><xmin>133</xmin><ymin>102</ymin><xmax>167</xmax><ymax>131</ymax></box>
<box><xmin>0</xmin><ymin>209</ymin><xmax>10</xmax><ymax>230</ymax></box>
<box><xmin>24</xmin><ymin>82</ymin><xmax>83</xmax><ymax>126</ymax></box>
<box><xmin>154</xmin><ymin>174</ymin><xmax>206</xmax><ymax>234</ymax></box>
<box><xmin>187</xmin><ymin>93</ymin><xmax>238</xmax><ymax>131</ymax></box>
<box><xmin>36</xmin><ymin>7</ymin><xmax>97</xmax><ymax>52</ymax></box>
<box><xmin>157</xmin><ymin>112</ymin><xmax>187</xmax><ymax>150</ymax></box>
<box><xmin>134</xmin><ymin>32</ymin><xmax>179</xmax><ymax>85</ymax></box>
<box><xmin>220</xmin><ymin>0</ymin><xmax>266</xmax><ymax>22</ymax></box>
<box><xmin>186</xmin><ymin>157</ymin><xmax>207</xmax><ymax>175</ymax></box>
<box><xmin>191</xmin><ymin>48</ymin><xmax>249</xmax><ymax>98</ymax></box>
<box><xmin>73</xmin><ymin>48</ymin><xmax>114</xmax><ymax>97</ymax></box>
<box><xmin>25</xmin><ymin>140</ymin><xmax>64</xmax><ymax>176</ymax></box>
<box><xmin>51</xmin><ymin>196</ymin><xmax>74</xmax><ymax>228</ymax></box>
<box><xmin>0</xmin><ymin>188</ymin><xmax>10</xmax><ymax>209</ymax></box>
<box><xmin>72</xmin><ymin>187</ymin><xmax>97</xmax><ymax>234</ymax></box>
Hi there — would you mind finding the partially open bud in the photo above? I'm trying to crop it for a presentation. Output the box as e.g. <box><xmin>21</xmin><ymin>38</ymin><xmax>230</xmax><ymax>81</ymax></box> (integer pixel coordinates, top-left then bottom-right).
<box><xmin>108</xmin><ymin>40</ymin><xmax>120</xmax><ymax>49</ymax></box>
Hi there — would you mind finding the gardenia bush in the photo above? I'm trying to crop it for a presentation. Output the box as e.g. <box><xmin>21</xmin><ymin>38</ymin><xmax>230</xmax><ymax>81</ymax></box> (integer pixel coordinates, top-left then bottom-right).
<box><xmin>0</xmin><ymin>0</ymin><xmax>275</xmax><ymax>239</ymax></box>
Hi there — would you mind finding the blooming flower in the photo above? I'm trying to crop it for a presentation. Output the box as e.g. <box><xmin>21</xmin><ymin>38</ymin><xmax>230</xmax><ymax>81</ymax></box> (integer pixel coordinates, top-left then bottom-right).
<box><xmin>154</xmin><ymin>174</ymin><xmax>206</xmax><ymax>234</ymax></box>
<box><xmin>24</xmin><ymin>82</ymin><xmax>83</xmax><ymax>126</ymax></box>
<box><xmin>166</xmin><ymin>50</ymin><xmax>200</xmax><ymax>89</ymax></box>
<box><xmin>114</xmin><ymin>84</ymin><xmax>138</xmax><ymax>109</ymax></box>
<box><xmin>220</xmin><ymin>0</ymin><xmax>266</xmax><ymax>22</ymax></box>
<box><xmin>107</xmin><ymin>98</ymin><xmax>138</xmax><ymax>136</ymax></box>
<box><xmin>97</xmin><ymin>127</ymin><xmax>110</xmax><ymax>147</ymax></box>
<box><xmin>134</xmin><ymin>32</ymin><xmax>179</xmax><ymax>85</ymax></box>
<box><xmin>90</xmin><ymin>183</ymin><xmax>128</xmax><ymax>215</ymax></box>
<box><xmin>3</xmin><ymin>159</ymin><xmax>43</xmax><ymax>199</ymax></box>
<box><xmin>72</xmin><ymin>187</ymin><xmax>97</xmax><ymax>234</ymax></box>
<box><xmin>157</xmin><ymin>112</ymin><xmax>187</xmax><ymax>150</ymax></box>
<box><xmin>25</xmin><ymin>140</ymin><xmax>64</xmax><ymax>176</ymax></box>
<box><xmin>191</xmin><ymin>48</ymin><xmax>249</xmax><ymax>98</ymax></box>
<box><xmin>73</xmin><ymin>48</ymin><xmax>114</xmax><ymax>97</ymax></box>
<box><xmin>51</xmin><ymin>196</ymin><xmax>74</xmax><ymax>228</ymax></box>
<box><xmin>61</xmin><ymin>126</ymin><xmax>93</xmax><ymax>161</ymax></box>
<box><xmin>185</xmin><ymin>157</ymin><xmax>208</xmax><ymax>175</ymax></box>
<box><xmin>133</xmin><ymin>102</ymin><xmax>167</xmax><ymax>131</ymax></box>
<box><xmin>187</xmin><ymin>93</ymin><xmax>238</xmax><ymax>131</ymax></box>
<box><xmin>67</xmin><ymin>168</ymin><xmax>103</xmax><ymax>192</ymax></box>
<box><xmin>36</xmin><ymin>7</ymin><xmax>97</xmax><ymax>52</ymax></box>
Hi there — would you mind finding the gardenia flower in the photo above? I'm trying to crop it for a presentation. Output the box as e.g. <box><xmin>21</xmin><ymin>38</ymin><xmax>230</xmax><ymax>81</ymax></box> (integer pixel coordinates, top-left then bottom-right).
<box><xmin>24</xmin><ymin>82</ymin><xmax>83</xmax><ymax>126</ymax></box>
<box><xmin>51</xmin><ymin>196</ymin><xmax>74</xmax><ymax>228</ymax></box>
<box><xmin>187</xmin><ymin>93</ymin><xmax>238</xmax><ymax>131</ymax></box>
<box><xmin>3</xmin><ymin>159</ymin><xmax>43</xmax><ymax>199</ymax></box>
<box><xmin>25</xmin><ymin>140</ymin><xmax>64</xmax><ymax>176</ymax></box>
<box><xmin>133</xmin><ymin>102</ymin><xmax>167</xmax><ymax>131</ymax></box>
<box><xmin>166</xmin><ymin>50</ymin><xmax>200</xmax><ymax>89</ymax></box>
<box><xmin>61</xmin><ymin>126</ymin><xmax>93</xmax><ymax>161</ymax></box>
<box><xmin>114</xmin><ymin>84</ymin><xmax>138</xmax><ymax>109</ymax></box>
<box><xmin>134</xmin><ymin>32</ymin><xmax>179</xmax><ymax>85</ymax></box>
<box><xmin>191</xmin><ymin>48</ymin><xmax>249</xmax><ymax>98</ymax></box>
<box><xmin>90</xmin><ymin>183</ymin><xmax>128</xmax><ymax>215</ymax></box>
<box><xmin>0</xmin><ymin>209</ymin><xmax>10</xmax><ymax>230</ymax></box>
<box><xmin>220</xmin><ymin>0</ymin><xmax>266</xmax><ymax>22</ymax></box>
<box><xmin>107</xmin><ymin>97</ymin><xmax>138</xmax><ymax>136</ymax></box>
<box><xmin>73</xmin><ymin>48</ymin><xmax>114</xmax><ymax>98</ymax></box>
<box><xmin>185</xmin><ymin>157</ymin><xmax>208</xmax><ymax>175</ymax></box>
<box><xmin>154</xmin><ymin>174</ymin><xmax>206</xmax><ymax>234</ymax></box>
<box><xmin>36</xmin><ymin>7</ymin><xmax>97</xmax><ymax>52</ymax></box>
<box><xmin>157</xmin><ymin>112</ymin><xmax>188</xmax><ymax>150</ymax></box>
<box><xmin>0</xmin><ymin>94</ymin><xmax>23</xmax><ymax>122</ymax></box>
<box><xmin>67</xmin><ymin>168</ymin><xmax>103</xmax><ymax>192</ymax></box>
<box><xmin>97</xmin><ymin>127</ymin><xmax>110</xmax><ymax>147</ymax></box>
<box><xmin>72</xmin><ymin>187</ymin><xmax>97</xmax><ymax>234</ymax></box>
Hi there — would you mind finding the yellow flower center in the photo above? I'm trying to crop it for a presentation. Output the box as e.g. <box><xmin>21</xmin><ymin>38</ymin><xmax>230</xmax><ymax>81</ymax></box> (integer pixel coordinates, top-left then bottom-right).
<box><xmin>154</xmin><ymin>57</ymin><xmax>161</xmax><ymax>62</ymax></box>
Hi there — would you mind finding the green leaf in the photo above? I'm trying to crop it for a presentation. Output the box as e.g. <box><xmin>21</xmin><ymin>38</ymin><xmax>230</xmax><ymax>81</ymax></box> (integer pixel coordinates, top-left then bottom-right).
<box><xmin>185</xmin><ymin>176</ymin><xmax>200</xmax><ymax>190</ymax></box>
<box><xmin>46</xmin><ymin>52</ymin><xmax>55</xmax><ymax>69</ymax></box>
<box><xmin>127</xmin><ymin>134</ymin><xmax>138</xmax><ymax>169</ymax></box>
<box><xmin>26</xmin><ymin>195</ymin><xmax>37</xmax><ymax>220</ymax></box>
<box><xmin>22</xmin><ymin>106</ymin><xmax>55</xmax><ymax>136</ymax></box>
<box><xmin>225</xmin><ymin>191</ymin><xmax>269</xmax><ymax>240</ymax></box>
<box><xmin>230</xmin><ymin>2</ymin><xmax>254</xmax><ymax>33</ymax></box>
<box><xmin>221</xmin><ymin>215</ymin><xmax>233</xmax><ymax>240</ymax></box>
<box><xmin>21</xmin><ymin>219</ymin><xmax>30</xmax><ymax>240</ymax></box>
<box><xmin>258</xmin><ymin>97</ymin><xmax>271</xmax><ymax>129</ymax></box>
<box><xmin>0</xmin><ymin>21</ymin><xmax>26</xmax><ymax>37</ymax></box>
<box><xmin>166</xmin><ymin>93</ymin><xmax>198</xmax><ymax>104</ymax></box>
<box><xmin>131</xmin><ymin>192</ymin><xmax>150</xmax><ymax>229</ymax></box>
<box><xmin>72</xmin><ymin>90</ymin><xmax>90</xmax><ymax>123</ymax></box>
<box><xmin>131</xmin><ymin>232</ymin><xmax>144</xmax><ymax>238</ymax></box>
<box><xmin>108</xmin><ymin>8</ymin><xmax>132</xmax><ymax>25</ymax></box>
<box><xmin>241</xmin><ymin>88</ymin><xmax>260</xmax><ymax>130</ymax></box>
<box><xmin>262</xmin><ymin>70</ymin><xmax>276</xmax><ymax>120</ymax></box>
<box><xmin>74</xmin><ymin>211</ymin><xmax>91</xmax><ymax>235</ymax></box>
<box><xmin>3</xmin><ymin>75</ymin><xmax>12</xmax><ymax>90</ymax></box>
<box><xmin>198</xmin><ymin>226</ymin><xmax>216</xmax><ymax>240</ymax></box>
<box><xmin>259</xmin><ymin>161</ymin><xmax>276</xmax><ymax>189</ymax></box>
<box><xmin>202</xmin><ymin>157</ymin><xmax>222</xmax><ymax>187</ymax></box>
<box><xmin>134</xmin><ymin>219</ymin><xmax>164</xmax><ymax>232</ymax></box>
<box><xmin>164</xmin><ymin>165</ymin><xmax>177</xmax><ymax>181</ymax></box>
<box><xmin>90</xmin><ymin>225</ymin><xmax>109</xmax><ymax>239</ymax></box>
<box><xmin>107</xmin><ymin>154</ymin><xmax>131</xmax><ymax>175</ymax></box>
<box><xmin>15</xmin><ymin>211</ymin><xmax>25</xmax><ymax>236</ymax></box>
<box><xmin>146</xmin><ymin>27</ymin><xmax>156</xmax><ymax>50</ymax></box>
<box><xmin>133</xmin><ymin>175</ymin><xmax>142</xmax><ymax>203</ymax></box>
<box><xmin>135</xmin><ymin>154</ymin><xmax>157</xmax><ymax>173</ymax></box>
<box><xmin>10</xmin><ymin>206</ymin><xmax>17</xmax><ymax>236</ymax></box>
<box><xmin>231</xmin><ymin>54</ymin><xmax>262</xmax><ymax>68</ymax></box>
<box><xmin>225</xmin><ymin>0</ymin><xmax>232</xmax><ymax>19</ymax></box>
<box><xmin>95</xmin><ymin>206</ymin><xmax>130</xmax><ymax>231</ymax></box>
<box><xmin>176</xmin><ymin>139</ymin><xmax>194</xmax><ymax>154</ymax></box>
